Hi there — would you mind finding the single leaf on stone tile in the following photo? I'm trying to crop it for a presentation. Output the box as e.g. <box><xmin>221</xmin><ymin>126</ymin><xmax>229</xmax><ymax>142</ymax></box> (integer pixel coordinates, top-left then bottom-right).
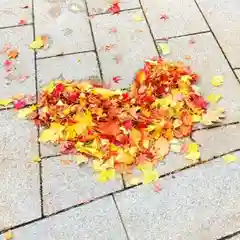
<box><xmin>97</xmin><ymin>169</ymin><xmax>115</xmax><ymax>182</ymax></box>
<box><xmin>134</xmin><ymin>15</ymin><xmax>143</xmax><ymax>21</ymax></box>
<box><xmin>107</xmin><ymin>3</ymin><xmax>120</xmax><ymax>14</ymax></box>
<box><xmin>160</xmin><ymin>14</ymin><xmax>169</xmax><ymax>20</ymax></box>
<box><xmin>8</xmin><ymin>49</ymin><xmax>19</xmax><ymax>59</ymax></box>
<box><xmin>158</xmin><ymin>42</ymin><xmax>171</xmax><ymax>56</ymax></box>
<box><xmin>68</xmin><ymin>3</ymin><xmax>84</xmax><ymax>13</ymax></box>
<box><xmin>207</xmin><ymin>93</ymin><xmax>222</xmax><ymax>104</ymax></box>
<box><xmin>61</xmin><ymin>160</ymin><xmax>73</xmax><ymax>165</ymax></box>
<box><xmin>32</xmin><ymin>156</ymin><xmax>41</xmax><ymax>163</ymax></box>
<box><xmin>143</xmin><ymin>168</ymin><xmax>159</xmax><ymax>184</ymax></box>
<box><xmin>29</xmin><ymin>36</ymin><xmax>44</xmax><ymax>49</ymax></box>
<box><xmin>222</xmin><ymin>154</ymin><xmax>238</xmax><ymax>163</ymax></box>
<box><xmin>153</xmin><ymin>182</ymin><xmax>161</xmax><ymax>192</ymax></box>
<box><xmin>112</xmin><ymin>76</ymin><xmax>121</xmax><ymax>83</ymax></box>
<box><xmin>19</xmin><ymin>19</ymin><xmax>27</xmax><ymax>25</ymax></box>
<box><xmin>185</xmin><ymin>143</ymin><xmax>200</xmax><ymax>161</ymax></box>
<box><xmin>0</xmin><ymin>99</ymin><xmax>13</xmax><ymax>106</ymax></box>
<box><xmin>4</xmin><ymin>230</ymin><xmax>13</xmax><ymax>240</ymax></box>
<box><xmin>211</xmin><ymin>76</ymin><xmax>224</xmax><ymax>87</ymax></box>
<box><xmin>200</xmin><ymin>108</ymin><xmax>225</xmax><ymax>125</ymax></box>
<box><xmin>124</xmin><ymin>174</ymin><xmax>142</xmax><ymax>186</ymax></box>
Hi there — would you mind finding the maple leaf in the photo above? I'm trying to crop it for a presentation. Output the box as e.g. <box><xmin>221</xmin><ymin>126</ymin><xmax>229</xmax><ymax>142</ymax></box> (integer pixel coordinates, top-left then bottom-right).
<box><xmin>108</xmin><ymin>3</ymin><xmax>120</xmax><ymax>14</ymax></box>
<box><xmin>14</xmin><ymin>99</ymin><xmax>26</xmax><ymax>109</ymax></box>
<box><xmin>29</xmin><ymin>36</ymin><xmax>44</xmax><ymax>49</ymax></box>
<box><xmin>97</xmin><ymin>169</ymin><xmax>115</xmax><ymax>182</ymax></box>
<box><xmin>207</xmin><ymin>93</ymin><xmax>222</xmax><ymax>104</ymax></box>
<box><xmin>91</xmin><ymin>88</ymin><xmax>121</xmax><ymax>99</ymax></box>
<box><xmin>211</xmin><ymin>76</ymin><xmax>224</xmax><ymax>87</ymax></box>
<box><xmin>154</xmin><ymin>137</ymin><xmax>170</xmax><ymax>158</ymax></box>
<box><xmin>17</xmin><ymin>106</ymin><xmax>36</xmax><ymax>119</ymax></box>
<box><xmin>113</xmin><ymin>76</ymin><xmax>121</xmax><ymax>83</ymax></box>
<box><xmin>32</xmin><ymin>156</ymin><xmax>41</xmax><ymax>163</ymax></box>
<box><xmin>116</xmin><ymin>150</ymin><xmax>135</xmax><ymax>165</ymax></box>
<box><xmin>135</xmin><ymin>70</ymin><xmax>146</xmax><ymax>84</ymax></box>
<box><xmin>158</xmin><ymin>42</ymin><xmax>171</xmax><ymax>56</ymax></box>
<box><xmin>160</xmin><ymin>14</ymin><xmax>169</xmax><ymax>20</ymax></box>
<box><xmin>201</xmin><ymin>108</ymin><xmax>225</xmax><ymax>125</ymax></box>
<box><xmin>185</xmin><ymin>143</ymin><xmax>200</xmax><ymax>161</ymax></box>
<box><xmin>19</xmin><ymin>19</ymin><xmax>27</xmax><ymax>25</ymax></box>
<box><xmin>134</xmin><ymin>15</ymin><xmax>143</xmax><ymax>21</ymax></box>
<box><xmin>8</xmin><ymin>49</ymin><xmax>19</xmax><ymax>59</ymax></box>
<box><xmin>97</xmin><ymin>120</ymin><xmax>120</xmax><ymax>136</ymax></box>
<box><xmin>153</xmin><ymin>182</ymin><xmax>161</xmax><ymax>192</ymax></box>
<box><xmin>222</xmin><ymin>154</ymin><xmax>238</xmax><ymax>163</ymax></box>
<box><xmin>130</xmin><ymin>128</ymin><xmax>141</xmax><ymax>146</ymax></box>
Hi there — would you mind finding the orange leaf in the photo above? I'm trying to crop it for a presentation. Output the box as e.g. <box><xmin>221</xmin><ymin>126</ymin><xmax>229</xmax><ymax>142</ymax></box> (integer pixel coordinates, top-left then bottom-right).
<box><xmin>154</xmin><ymin>137</ymin><xmax>170</xmax><ymax>157</ymax></box>
<box><xmin>97</xmin><ymin>120</ymin><xmax>120</xmax><ymax>136</ymax></box>
<box><xmin>136</xmin><ymin>70</ymin><xmax>146</xmax><ymax>84</ymax></box>
<box><xmin>8</xmin><ymin>49</ymin><xmax>19</xmax><ymax>59</ymax></box>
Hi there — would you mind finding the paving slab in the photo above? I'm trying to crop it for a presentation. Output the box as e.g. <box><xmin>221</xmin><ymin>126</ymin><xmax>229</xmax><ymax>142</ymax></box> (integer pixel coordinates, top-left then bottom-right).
<box><xmin>34</xmin><ymin>0</ymin><xmax>94</xmax><ymax>58</ymax></box>
<box><xmin>0</xmin><ymin>0</ymin><xmax>32</xmax><ymax>28</ymax></box>
<box><xmin>42</xmin><ymin>155</ymin><xmax>123</xmax><ymax>215</ymax></box>
<box><xmin>160</xmin><ymin>33</ymin><xmax>240</xmax><ymax>124</ymax></box>
<box><xmin>0</xmin><ymin>110</ymin><xmax>41</xmax><ymax>230</ymax></box>
<box><xmin>0</xmin><ymin>26</ymin><xmax>35</xmax><ymax>108</ymax></box>
<box><xmin>141</xmin><ymin>0</ymin><xmax>208</xmax><ymax>39</ymax></box>
<box><xmin>86</xmin><ymin>0</ymin><xmax>140</xmax><ymax>15</ymax></box>
<box><xmin>115</xmin><ymin>157</ymin><xmax>240</xmax><ymax>240</ymax></box>
<box><xmin>235</xmin><ymin>70</ymin><xmax>240</xmax><ymax>79</ymax></box>
<box><xmin>91</xmin><ymin>9</ymin><xmax>158</xmax><ymax>89</ymax></box>
<box><xmin>229</xmin><ymin>234</ymin><xmax>240</xmax><ymax>240</ymax></box>
<box><xmin>196</xmin><ymin>0</ymin><xmax>240</xmax><ymax>68</ymax></box>
<box><xmin>2</xmin><ymin>197</ymin><xmax>128</xmax><ymax>240</ymax></box>
<box><xmin>37</xmin><ymin>52</ymin><xmax>100</xmax><ymax>157</ymax></box>
<box><xmin>193</xmin><ymin>124</ymin><xmax>240</xmax><ymax>160</ymax></box>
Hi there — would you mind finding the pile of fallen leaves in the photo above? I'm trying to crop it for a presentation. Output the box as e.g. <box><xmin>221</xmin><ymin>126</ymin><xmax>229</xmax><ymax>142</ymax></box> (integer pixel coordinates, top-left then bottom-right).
<box><xmin>17</xmin><ymin>58</ymin><xmax>225</xmax><ymax>183</ymax></box>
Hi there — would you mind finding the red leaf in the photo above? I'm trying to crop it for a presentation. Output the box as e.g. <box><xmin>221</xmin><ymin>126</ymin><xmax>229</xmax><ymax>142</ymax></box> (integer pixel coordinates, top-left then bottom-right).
<box><xmin>113</xmin><ymin>76</ymin><xmax>121</xmax><ymax>83</ymax></box>
<box><xmin>108</xmin><ymin>3</ymin><xmax>120</xmax><ymax>14</ymax></box>
<box><xmin>123</xmin><ymin>120</ymin><xmax>132</xmax><ymax>130</ymax></box>
<box><xmin>191</xmin><ymin>94</ymin><xmax>208</xmax><ymax>109</ymax></box>
<box><xmin>19</xmin><ymin>19</ymin><xmax>27</xmax><ymax>25</ymax></box>
<box><xmin>153</xmin><ymin>182</ymin><xmax>161</xmax><ymax>192</ymax></box>
<box><xmin>14</xmin><ymin>99</ymin><xmax>26</xmax><ymax>109</ymax></box>
<box><xmin>160</xmin><ymin>14</ymin><xmax>169</xmax><ymax>20</ymax></box>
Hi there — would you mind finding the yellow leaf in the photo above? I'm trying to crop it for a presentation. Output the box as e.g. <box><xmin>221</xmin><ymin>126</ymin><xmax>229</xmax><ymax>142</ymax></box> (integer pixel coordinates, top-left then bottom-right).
<box><xmin>29</xmin><ymin>36</ymin><xmax>44</xmax><ymax>49</ymax></box>
<box><xmin>134</xmin><ymin>15</ymin><xmax>143</xmax><ymax>21</ymax></box>
<box><xmin>222</xmin><ymin>154</ymin><xmax>238</xmax><ymax>163</ymax></box>
<box><xmin>130</xmin><ymin>128</ymin><xmax>141</xmax><ymax>146</ymax></box>
<box><xmin>97</xmin><ymin>169</ymin><xmax>115</xmax><ymax>182</ymax></box>
<box><xmin>17</xmin><ymin>107</ymin><xmax>35</xmax><ymax>119</ymax></box>
<box><xmin>0</xmin><ymin>99</ymin><xmax>13</xmax><ymax>106</ymax></box>
<box><xmin>91</xmin><ymin>88</ymin><xmax>121</xmax><ymax>99</ymax></box>
<box><xmin>116</xmin><ymin>150</ymin><xmax>135</xmax><ymax>165</ymax></box>
<box><xmin>211</xmin><ymin>76</ymin><xmax>224</xmax><ymax>87</ymax></box>
<box><xmin>201</xmin><ymin>108</ymin><xmax>225</xmax><ymax>125</ymax></box>
<box><xmin>158</xmin><ymin>42</ymin><xmax>171</xmax><ymax>56</ymax></box>
<box><xmin>32</xmin><ymin>156</ymin><xmax>41</xmax><ymax>163</ymax></box>
<box><xmin>4</xmin><ymin>230</ymin><xmax>13</xmax><ymax>240</ymax></box>
<box><xmin>39</xmin><ymin>124</ymin><xmax>65</xmax><ymax>142</ymax></box>
<box><xmin>154</xmin><ymin>137</ymin><xmax>170</xmax><ymax>157</ymax></box>
<box><xmin>43</xmin><ymin>81</ymin><xmax>55</xmax><ymax>93</ymax></box>
<box><xmin>207</xmin><ymin>93</ymin><xmax>222</xmax><ymax>104</ymax></box>
<box><xmin>143</xmin><ymin>169</ymin><xmax>159</xmax><ymax>184</ymax></box>
<box><xmin>92</xmin><ymin>159</ymin><xmax>104</xmax><ymax>172</ymax></box>
<box><xmin>124</xmin><ymin>175</ymin><xmax>143</xmax><ymax>186</ymax></box>
<box><xmin>188</xmin><ymin>143</ymin><xmax>199</xmax><ymax>153</ymax></box>
<box><xmin>185</xmin><ymin>151</ymin><xmax>200</xmax><ymax>161</ymax></box>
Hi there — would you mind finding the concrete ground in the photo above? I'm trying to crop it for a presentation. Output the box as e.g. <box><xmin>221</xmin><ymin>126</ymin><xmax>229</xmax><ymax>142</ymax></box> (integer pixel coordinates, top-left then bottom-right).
<box><xmin>0</xmin><ymin>0</ymin><xmax>240</xmax><ymax>239</ymax></box>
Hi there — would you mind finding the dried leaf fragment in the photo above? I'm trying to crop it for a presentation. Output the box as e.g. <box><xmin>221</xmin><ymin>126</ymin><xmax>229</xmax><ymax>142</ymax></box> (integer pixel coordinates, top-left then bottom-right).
<box><xmin>0</xmin><ymin>99</ymin><xmax>13</xmax><ymax>106</ymax></box>
<box><xmin>4</xmin><ymin>230</ymin><xmax>13</xmax><ymax>240</ymax></box>
<box><xmin>201</xmin><ymin>108</ymin><xmax>225</xmax><ymax>125</ymax></box>
<box><xmin>207</xmin><ymin>93</ymin><xmax>222</xmax><ymax>104</ymax></box>
<box><xmin>222</xmin><ymin>154</ymin><xmax>238</xmax><ymax>163</ymax></box>
<box><xmin>29</xmin><ymin>36</ymin><xmax>44</xmax><ymax>50</ymax></box>
<box><xmin>32</xmin><ymin>156</ymin><xmax>41</xmax><ymax>163</ymax></box>
<box><xmin>158</xmin><ymin>42</ymin><xmax>171</xmax><ymax>56</ymax></box>
<box><xmin>8</xmin><ymin>49</ymin><xmax>19</xmax><ymax>59</ymax></box>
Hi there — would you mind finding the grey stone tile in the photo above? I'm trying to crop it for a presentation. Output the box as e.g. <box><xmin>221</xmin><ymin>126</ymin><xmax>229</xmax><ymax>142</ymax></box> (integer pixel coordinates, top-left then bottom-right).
<box><xmin>235</xmin><ymin>70</ymin><xmax>240</xmax><ymax>79</ymax></box>
<box><xmin>229</xmin><ymin>234</ymin><xmax>240</xmax><ymax>240</ymax></box>
<box><xmin>0</xmin><ymin>26</ymin><xmax>35</xmax><ymax>107</ymax></box>
<box><xmin>0</xmin><ymin>0</ymin><xmax>32</xmax><ymax>28</ymax></box>
<box><xmin>7</xmin><ymin>197</ymin><xmax>128</xmax><ymax>240</ymax></box>
<box><xmin>91</xmin><ymin>9</ymin><xmax>158</xmax><ymax>89</ymax></box>
<box><xmin>37</xmin><ymin>52</ymin><xmax>100</xmax><ymax>157</ymax></box>
<box><xmin>42</xmin><ymin>155</ymin><xmax>123</xmax><ymax>215</ymax></box>
<box><xmin>193</xmin><ymin>124</ymin><xmax>240</xmax><ymax>160</ymax></box>
<box><xmin>0</xmin><ymin>110</ymin><xmax>41</xmax><ymax>230</ymax></box>
<box><xmin>115</xmin><ymin>158</ymin><xmax>240</xmax><ymax>240</ymax></box>
<box><xmin>160</xmin><ymin>33</ymin><xmax>240</xmax><ymax>124</ymax></box>
<box><xmin>34</xmin><ymin>0</ymin><xmax>94</xmax><ymax>58</ymax></box>
<box><xmin>141</xmin><ymin>0</ymin><xmax>208</xmax><ymax>39</ymax></box>
<box><xmin>196</xmin><ymin>0</ymin><xmax>240</xmax><ymax>68</ymax></box>
<box><xmin>86</xmin><ymin>0</ymin><xmax>140</xmax><ymax>15</ymax></box>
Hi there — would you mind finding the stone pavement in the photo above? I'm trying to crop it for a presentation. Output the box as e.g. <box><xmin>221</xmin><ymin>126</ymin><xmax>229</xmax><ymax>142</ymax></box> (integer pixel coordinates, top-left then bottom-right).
<box><xmin>0</xmin><ymin>0</ymin><xmax>240</xmax><ymax>239</ymax></box>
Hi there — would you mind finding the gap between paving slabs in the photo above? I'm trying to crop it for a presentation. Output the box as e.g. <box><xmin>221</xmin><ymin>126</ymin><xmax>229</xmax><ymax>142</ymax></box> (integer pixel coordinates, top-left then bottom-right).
<box><xmin>2</xmin><ymin>57</ymin><xmax>239</xmax><ymax>188</ymax></box>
